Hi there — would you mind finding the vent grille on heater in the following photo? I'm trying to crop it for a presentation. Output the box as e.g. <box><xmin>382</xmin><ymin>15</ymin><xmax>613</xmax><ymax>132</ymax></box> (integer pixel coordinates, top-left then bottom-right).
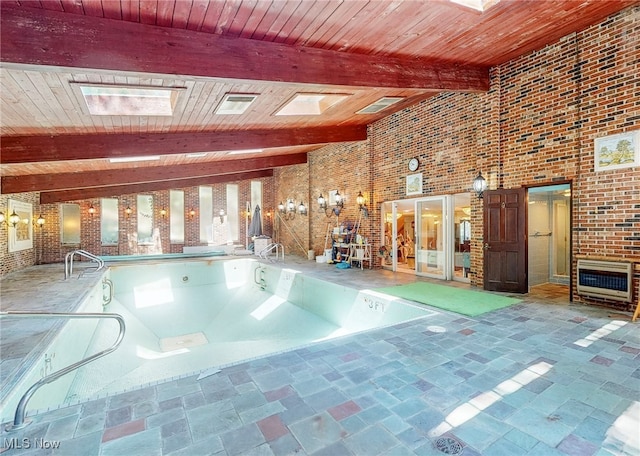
<box><xmin>576</xmin><ymin>260</ymin><xmax>632</xmax><ymax>302</ymax></box>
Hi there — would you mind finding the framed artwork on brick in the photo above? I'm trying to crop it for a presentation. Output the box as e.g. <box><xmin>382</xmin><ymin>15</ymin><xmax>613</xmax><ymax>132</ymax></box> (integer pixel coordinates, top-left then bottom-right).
<box><xmin>8</xmin><ymin>199</ymin><xmax>33</xmax><ymax>253</ymax></box>
<box><xmin>406</xmin><ymin>173</ymin><xmax>423</xmax><ymax>196</ymax></box>
<box><xmin>594</xmin><ymin>130</ymin><xmax>640</xmax><ymax>172</ymax></box>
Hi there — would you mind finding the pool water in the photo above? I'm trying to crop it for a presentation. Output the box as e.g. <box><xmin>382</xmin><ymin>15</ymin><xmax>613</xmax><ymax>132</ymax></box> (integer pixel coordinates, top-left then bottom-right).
<box><xmin>65</xmin><ymin>258</ymin><xmax>433</xmax><ymax>402</ymax></box>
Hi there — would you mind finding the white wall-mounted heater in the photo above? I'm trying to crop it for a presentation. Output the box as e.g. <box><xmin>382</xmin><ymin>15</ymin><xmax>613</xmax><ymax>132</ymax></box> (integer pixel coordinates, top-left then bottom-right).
<box><xmin>577</xmin><ymin>260</ymin><xmax>633</xmax><ymax>302</ymax></box>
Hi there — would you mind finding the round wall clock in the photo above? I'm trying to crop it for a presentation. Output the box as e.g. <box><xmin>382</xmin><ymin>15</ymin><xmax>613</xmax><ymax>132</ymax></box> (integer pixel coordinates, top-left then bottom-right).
<box><xmin>408</xmin><ymin>157</ymin><xmax>419</xmax><ymax>172</ymax></box>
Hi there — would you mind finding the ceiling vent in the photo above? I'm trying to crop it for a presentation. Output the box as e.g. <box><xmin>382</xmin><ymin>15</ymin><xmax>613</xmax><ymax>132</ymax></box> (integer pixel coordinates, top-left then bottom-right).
<box><xmin>357</xmin><ymin>97</ymin><xmax>405</xmax><ymax>114</ymax></box>
<box><xmin>215</xmin><ymin>93</ymin><xmax>259</xmax><ymax>115</ymax></box>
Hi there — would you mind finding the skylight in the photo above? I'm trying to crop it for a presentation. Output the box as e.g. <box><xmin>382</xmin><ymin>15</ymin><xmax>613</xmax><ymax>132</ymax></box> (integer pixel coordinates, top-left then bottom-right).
<box><xmin>449</xmin><ymin>0</ymin><xmax>500</xmax><ymax>12</ymax></box>
<box><xmin>357</xmin><ymin>97</ymin><xmax>405</xmax><ymax>114</ymax></box>
<box><xmin>109</xmin><ymin>156</ymin><xmax>161</xmax><ymax>163</ymax></box>
<box><xmin>275</xmin><ymin>93</ymin><xmax>349</xmax><ymax>116</ymax></box>
<box><xmin>77</xmin><ymin>84</ymin><xmax>182</xmax><ymax>116</ymax></box>
<box><xmin>227</xmin><ymin>149</ymin><xmax>263</xmax><ymax>155</ymax></box>
<box><xmin>215</xmin><ymin>93</ymin><xmax>259</xmax><ymax>115</ymax></box>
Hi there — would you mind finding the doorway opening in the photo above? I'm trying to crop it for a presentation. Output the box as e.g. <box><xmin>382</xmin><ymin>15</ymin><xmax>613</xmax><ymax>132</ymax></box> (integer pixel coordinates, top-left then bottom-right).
<box><xmin>380</xmin><ymin>193</ymin><xmax>472</xmax><ymax>283</ymax></box>
<box><xmin>527</xmin><ymin>184</ymin><xmax>571</xmax><ymax>295</ymax></box>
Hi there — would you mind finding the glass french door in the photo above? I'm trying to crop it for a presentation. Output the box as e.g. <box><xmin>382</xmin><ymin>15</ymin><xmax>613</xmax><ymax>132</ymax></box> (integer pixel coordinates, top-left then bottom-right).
<box><xmin>415</xmin><ymin>197</ymin><xmax>447</xmax><ymax>279</ymax></box>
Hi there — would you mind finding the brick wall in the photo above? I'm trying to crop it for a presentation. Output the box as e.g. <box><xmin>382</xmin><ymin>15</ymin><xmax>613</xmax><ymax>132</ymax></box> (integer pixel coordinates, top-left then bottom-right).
<box><xmin>2</xmin><ymin>7</ymin><xmax>638</xmax><ymax>310</ymax></box>
<box><xmin>0</xmin><ymin>177</ymin><xmax>275</xmax><ymax>275</ymax></box>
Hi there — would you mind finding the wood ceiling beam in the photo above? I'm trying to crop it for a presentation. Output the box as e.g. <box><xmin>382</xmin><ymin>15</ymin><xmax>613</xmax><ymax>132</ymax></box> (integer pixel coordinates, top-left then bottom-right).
<box><xmin>2</xmin><ymin>153</ymin><xmax>307</xmax><ymax>193</ymax></box>
<box><xmin>0</xmin><ymin>127</ymin><xmax>364</xmax><ymax>164</ymax></box>
<box><xmin>0</xmin><ymin>3</ymin><xmax>489</xmax><ymax>91</ymax></box>
<box><xmin>39</xmin><ymin>170</ymin><xmax>273</xmax><ymax>204</ymax></box>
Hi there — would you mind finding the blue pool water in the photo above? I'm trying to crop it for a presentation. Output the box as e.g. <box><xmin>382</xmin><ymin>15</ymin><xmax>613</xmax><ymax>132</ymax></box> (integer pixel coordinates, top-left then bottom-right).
<box><xmin>60</xmin><ymin>258</ymin><xmax>433</xmax><ymax>403</ymax></box>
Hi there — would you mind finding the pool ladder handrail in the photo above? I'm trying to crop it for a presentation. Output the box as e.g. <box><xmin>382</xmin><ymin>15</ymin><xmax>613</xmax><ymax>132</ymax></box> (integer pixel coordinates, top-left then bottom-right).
<box><xmin>65</xmin><ymin>249</ymin><xmax>105</xmax><ymax>279</ymax></box>
<box><xmin>258</xmin><ymin>242</ymin><xmax>284</xmax><ymax>263</ymax></box>
<box><xmin>0</xmin><ymin>311</ymin><xmax>126</xmax><ymax>431</ymax></box>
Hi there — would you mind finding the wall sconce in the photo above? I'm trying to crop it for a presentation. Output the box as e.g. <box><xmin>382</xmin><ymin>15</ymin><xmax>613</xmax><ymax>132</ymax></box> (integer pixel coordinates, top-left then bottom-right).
<box><xmin>36</xmin><ymin>214</ymin><xmax>45</xmax><ymax>228</ymax></box>
<box><xmin>279</xmin><ymin>199</ymin><xmax>304</xmax><ymax>220</ymax></box>
<box><xmin>160</xmin><ymin>207</ymin><xmax>167</xmax><ymax>218</ymax></box>
<box><xmin>219</xmin><ymin>209</ymin><xmax>225</xmax><ymax>223</ymax></box>
<box><xmin>298</xmin><ymin>202</ymin><xmax>308</xmax><ymax>215</ymax></box>
<box><xmin>318</xmin><ymin>191</ymin><xmax>343</xmax><ymax>217</ymax></box>
<box><xmin>189</xmin><ymin>208</ymin><xmax>196</xmax><ymax>218</ymax></box>
<box><xmin>356</xmin><ymin>191</ymin><xmax>366</xmax><ymax>210</ymax></box>
<box><xmin>125</xmin><ymin>206</ymin><xmax>132</xmax><ymax>217</ymax></box>
<box><xmin>88</xmin><ymin>205</ymin><xmax>96</xmax><ymax>217</ymax></box>
<box><xmin>7</xmin><ymin>210</ymin><xmax>20</xmax><ymax>227</ymax></box>
<box><xmin>473</xmin><ymin>172</ymin><xmax>488</xmax><ymax>199</ymax></box>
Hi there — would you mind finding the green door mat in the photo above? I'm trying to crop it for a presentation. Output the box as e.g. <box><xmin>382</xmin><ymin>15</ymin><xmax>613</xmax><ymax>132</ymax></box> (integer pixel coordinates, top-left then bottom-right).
<box><xmin>374</xmin><ymin>282</ymin><xmax>521</xmax><ymax>317</ymax></box>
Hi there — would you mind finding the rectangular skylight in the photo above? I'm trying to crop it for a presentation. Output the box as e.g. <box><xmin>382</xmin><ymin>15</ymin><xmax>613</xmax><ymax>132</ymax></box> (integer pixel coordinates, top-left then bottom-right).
<box><xmin>76</xmin><ymin>84</ymin><xmax>183</xmax><ymax>116</ymax></box>
<box><xmin>215</xmin><ymin>93</ymin><xmax>259</xmax><ymax>115</ymax></box>
<box><xmin>275</xmin><ymin>93</ymin><xmax>349</xmax><ymax>116</ymax></box>
<box><xmin>109</xmin><ymin>156</ymin><xmax>161</xmax><ymax>163</ymax></box>
<box><xmin>227</xmin><ymin>149</ymin><xmax>263</xmax><ymax>155</ymax></box>
<box><xmin>357</xmin><ymin>97</ymin><xmax>405</xmax><ymax>114</ymax></box>
<box><xmin>449</xmin><ymin>0</ymin><xmax>500</xmax><ymax>12</ymax></box>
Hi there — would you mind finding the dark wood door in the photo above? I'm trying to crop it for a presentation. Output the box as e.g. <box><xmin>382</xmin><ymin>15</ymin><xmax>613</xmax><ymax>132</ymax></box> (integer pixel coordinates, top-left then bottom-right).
<box><xmin>483</xmin><ymin>188</ymin><xmax>527</xmax><ymax>293</ymax></box>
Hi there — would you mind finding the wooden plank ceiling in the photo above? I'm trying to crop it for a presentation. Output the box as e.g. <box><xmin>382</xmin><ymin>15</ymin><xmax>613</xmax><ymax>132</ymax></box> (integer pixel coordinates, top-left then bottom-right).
<box><xmin>1</xmin><ymin>0</ymin><xmax>637</xmax><ymax>201</ymax></box>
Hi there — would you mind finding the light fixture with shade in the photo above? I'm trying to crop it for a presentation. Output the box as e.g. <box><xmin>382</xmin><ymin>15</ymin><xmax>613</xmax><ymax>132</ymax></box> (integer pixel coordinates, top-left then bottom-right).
<box><xmin>36</xmin><ymin>215</ymin><xmax>45</xmax><ymax>227</ymax></box>
<box><xmin>88</xmin><ymin>205</ymin><xmax>96</xmax><ymax>217</ymax></box>
<box><xmin>8</xmin><ymin>210</ymin><xmax>20</xmax><ymax>227</ymax></box>
<box><xmin>160</xmin><ymin>207</ymin><xmax>167</xmax><ymax>218</ymax></box>
<box><xmin>189</xmin><ymin>208</ymin><xmax>196</xmax><ymax>218</ymax></box>
<box><xmin>219</xmin><ymin>209</ymin><xmax>225</xmax><ymax>223</ymax></box>
<box><xmin>125</xmin><ymin>206</ymin><xmax>132</xmax><ymax>217</ymax></box>
<box><xmin>279</xmin><ymin>198</ymin><xmax>305</xmax><ymax>220</ymax></box>
<box><xmin>318</xmin><ymin>190</ymin><xmax>344</xmax><ymax>217</ymax></box>
<box><xmin>473</xmin><ymin>172</ymin><xmax>488</xmax><ymax>198</ymax></box>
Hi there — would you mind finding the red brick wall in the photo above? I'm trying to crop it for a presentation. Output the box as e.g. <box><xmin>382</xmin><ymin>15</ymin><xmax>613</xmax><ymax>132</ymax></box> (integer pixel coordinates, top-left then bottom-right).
<box><xmin>0</xmin><ymin>178</ymin><xmax>275</xmax><ymax>275</ymax></box>
<box><xmin>2</xmin><ymin>7</ymin><xmax>638</xmax><ymax>311</ymax></box>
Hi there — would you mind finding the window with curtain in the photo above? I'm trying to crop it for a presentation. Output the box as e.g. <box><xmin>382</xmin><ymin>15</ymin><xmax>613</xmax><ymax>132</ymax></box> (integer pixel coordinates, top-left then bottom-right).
<box><xmin>170</xmin><ymin>190</ymin><xmax>184</xmax><ymax>243</ymax></box>
<box><xmin>60</xmin><ymin>203</ymin><xmax>81</xmax><ymax>244</ymax></box>
<box><xmin>100</xmin><ymin>198</ymin><xmax>119</xmax><ymax>245</ymax></box>
<box><xmin>226</xmin><ymin>184</ymin><xmax>239</xmax><ymax>243</ymax></box>
<box><xmin>199</xmin><ymin>186</ymin><xmax>213</xmax><ymax>243</ymax></box>
<box><xmin>137</xmin><ymin>195</ymin><xmax>154</xmax><ymax>244</ymax></box>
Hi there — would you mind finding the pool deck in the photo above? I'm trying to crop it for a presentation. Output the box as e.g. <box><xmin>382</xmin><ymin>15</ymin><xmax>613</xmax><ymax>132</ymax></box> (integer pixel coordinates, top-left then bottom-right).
<box><xmin>1</xmin><ymin>256</ymin><xmax>639</xmax><ymax>455</ymax></box>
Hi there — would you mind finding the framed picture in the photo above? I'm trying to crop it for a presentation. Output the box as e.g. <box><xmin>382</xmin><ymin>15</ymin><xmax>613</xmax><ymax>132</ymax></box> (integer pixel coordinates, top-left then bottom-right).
<box><xmin>406</xmin><ymin>173</ymin><xmax>423</xmax><ymax>196</ymax></box>
<box><xmin>594</xmin><ymin>130</ymin><xmax>640</xmax><ymax>172</ymax></box>
<box><xmin>8</xmin><ymin>199</ymin><xmax>33</xmax><ymax>252</ymax></box>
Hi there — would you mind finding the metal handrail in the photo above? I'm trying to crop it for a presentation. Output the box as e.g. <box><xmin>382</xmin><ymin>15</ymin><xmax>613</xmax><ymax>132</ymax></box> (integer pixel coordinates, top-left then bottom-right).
<box><xmin>0</xmin><ymin>311</ymin><xmax>126</xmax><ymax>431</ymax></box>
<box><xmin>65</xmin><ymin>249</ymin><xmax>105</xmax><ymax>279</ymax></box>
<box><xmin>259</xmin><ymin>243</ymin><xmax>284</xmax><ymax>263</ymax></box>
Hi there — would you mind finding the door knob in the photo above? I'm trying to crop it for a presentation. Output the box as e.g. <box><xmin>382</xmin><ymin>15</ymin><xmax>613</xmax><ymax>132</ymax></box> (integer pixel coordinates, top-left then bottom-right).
<box><xmin>484</xmin><ymin>243</ymin><xmax>490</xmax><ymax>250</ymax></box>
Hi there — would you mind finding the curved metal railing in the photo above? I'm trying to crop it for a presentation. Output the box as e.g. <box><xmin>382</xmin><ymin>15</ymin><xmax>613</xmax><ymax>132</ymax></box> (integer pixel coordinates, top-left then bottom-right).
<box><xmin>1</xmin><ymin>311</ymin><xmax>125</xmax><ymax>431</ymax></box>
<box><xmin>64</xmin><ymin>250</ymin><xmax>105</xmax><ymax>279</ymax></box>
<box><xmin>259</xmin><ymin>243</ymin><xmax>284</xmax><ymax>263</ymax></box>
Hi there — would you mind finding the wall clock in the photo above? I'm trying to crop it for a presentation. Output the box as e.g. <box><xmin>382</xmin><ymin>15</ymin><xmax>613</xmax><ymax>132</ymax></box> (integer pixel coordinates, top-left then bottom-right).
<box><xmin>408</xmin><ymin>157</ymin><xmax>419</xmax><ymax>172</ymax></box>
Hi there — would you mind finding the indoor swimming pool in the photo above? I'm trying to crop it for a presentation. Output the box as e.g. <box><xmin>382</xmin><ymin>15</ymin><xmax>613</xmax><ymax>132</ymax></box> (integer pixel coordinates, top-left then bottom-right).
<box><xmin>13</xmin><ymin>258</ymin><xmax>433</xmax><ymax>415</ymax></box>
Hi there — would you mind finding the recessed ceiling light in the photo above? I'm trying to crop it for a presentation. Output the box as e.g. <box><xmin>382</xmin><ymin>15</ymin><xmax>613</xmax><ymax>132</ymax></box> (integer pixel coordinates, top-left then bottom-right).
<box><xmin>215</xmin><ymin>93</ymin><xmax>259</xmax><ymax>115</ymax></box>
<box><xmin>275</xmin><ymin>93</ymin><xmax>349</xmax><ymax>116</ymax></box>
<box><xmin>357</xmin><ymin>97</ymin><xmax>405</xmax><ymax>114</ymax></box>
<box><xmin>74</xmin><ymin>84</ymin><xmax>183</xmax><ymax>116</ymax></box>
<box><xmin>109</xmin><ymin>156</ymin><xmax>161</xmax><ymax>163</ymax></box>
